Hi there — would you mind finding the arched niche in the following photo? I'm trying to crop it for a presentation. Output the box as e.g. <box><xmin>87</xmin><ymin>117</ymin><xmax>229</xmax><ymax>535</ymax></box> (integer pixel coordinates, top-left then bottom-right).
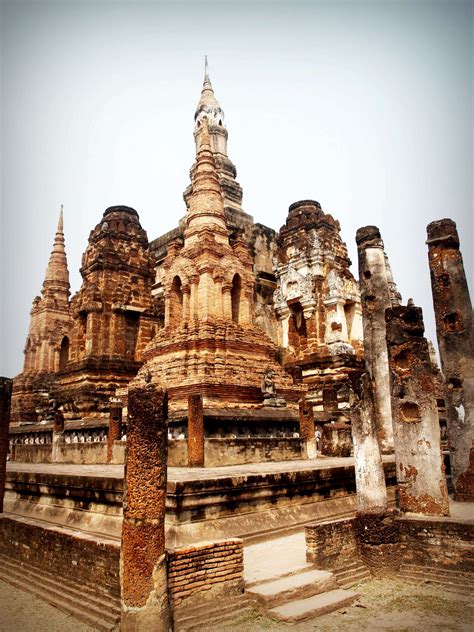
<box><xmin>231</xmin><ymin>274</ymin><xmax>242</xmax><ymax>324</ymax></box>
<box><xmin>169</xmin><ymin>275</ymin><xmax>184</xmax><ymax>327</ymax></box>
<box><xmin>59</xmin><ymin>336</ymin><xmax>70</xmax><ymax>370</ymax></box>
<box><xmin>288</xmin><ymin>301</ymin><xmax>307</xmax><ymax>353</ymax></box>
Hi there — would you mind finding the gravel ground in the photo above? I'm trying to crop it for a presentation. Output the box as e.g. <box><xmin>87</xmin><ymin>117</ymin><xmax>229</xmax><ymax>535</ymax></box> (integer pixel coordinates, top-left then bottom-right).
<box><xmin>0</xmin><ymin>577</ymin><xmax>472</xmax><ymax>632</ymax></box>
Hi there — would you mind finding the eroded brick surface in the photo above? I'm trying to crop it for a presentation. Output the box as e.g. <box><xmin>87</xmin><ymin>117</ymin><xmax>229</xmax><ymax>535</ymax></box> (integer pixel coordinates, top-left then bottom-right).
<box><xmin>121</xmin><ymin>386</ymin><xmax>168</xmax><ymax>610</ymax></box>
<box><xmin>386</xmin><ymin>304</ymin><xmax>449</xmax><ymax>516</ymax></box>
<box><xmin>168</xmin><ymin>538</ymin><xmax>244</xmax><ymax>611</ymax></box>
<box><xmin>356</xmin><ymin>225</ymin><xmax>401</xmax><ymax>453</ymax></box>
<box><xmin>427</xmin><ymin>219</ymin><xmax>474</xmax><ymax>501</ymax></box>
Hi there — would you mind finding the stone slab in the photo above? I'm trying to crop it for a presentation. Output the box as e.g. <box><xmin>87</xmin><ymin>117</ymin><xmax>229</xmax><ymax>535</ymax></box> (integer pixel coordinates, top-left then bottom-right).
<box><xmin>269</xmin><ymin>588</ymin><xmax>359</xmax><ymax>621</ymax></box>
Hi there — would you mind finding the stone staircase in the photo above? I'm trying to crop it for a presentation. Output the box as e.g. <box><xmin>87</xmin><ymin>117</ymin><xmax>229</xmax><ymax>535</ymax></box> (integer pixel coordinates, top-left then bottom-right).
<box><xmin>244</xmin><ymin>532</ymin><xmax>359</xmax><ymax>623</ymax></box>
<box><xmin>0</xmin><ymin>553</ymin><xmax>120</xmax><ymax>631</ymax></box>
<box><xmin>399</xmin><ymin>563</ymin><xmax>474</xmax><ymax>596</ymax></box>
<box><xmin>333</xmin><ymin>559</ymin><xmax>371</xmax><ymax>589</ymax></box>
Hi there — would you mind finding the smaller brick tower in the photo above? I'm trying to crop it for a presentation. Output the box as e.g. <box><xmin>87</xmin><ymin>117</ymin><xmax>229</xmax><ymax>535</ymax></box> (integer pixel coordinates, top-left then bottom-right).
<box><xmin>274</xmin><ymin>200</ymin><xmax>364</xmax><ymax>453</ymax></box>
<box><xmin>11</xmin><ymin>207</ymin><xmax>73</xmax><ymax>422</ymax></box>
<box><xmin>57</xmin><ymin>205</ymin><xmax>161</xmax><ymax>419</ymax></box>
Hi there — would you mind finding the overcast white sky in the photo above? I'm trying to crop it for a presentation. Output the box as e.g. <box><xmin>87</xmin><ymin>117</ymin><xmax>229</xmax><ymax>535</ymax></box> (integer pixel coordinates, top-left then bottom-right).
<box><xmin>1</xmin><ymin>0</ymin><xmax>472</xmax><ymax>377</ymax></box>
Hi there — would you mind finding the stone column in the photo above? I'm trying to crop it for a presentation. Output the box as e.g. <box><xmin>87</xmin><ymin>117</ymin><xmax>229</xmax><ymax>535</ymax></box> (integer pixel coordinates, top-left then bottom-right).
<box><xmin>351</xmin><ymin>374</ymin><xmax>399</xmax><ymax>574</ymax></box>
<box><xmin>188</xmin><ymin>394</ymin><xmax>204</xmax><ymax>467</ymax></box>
<box><xmin>386</xmin><ymin>303</ymin><xmax>449</xmax><ymax>516</ymax></box>
<box><xmin>356</xmin><ymin>225</ymin><xmax>395</xmax><ymax>453</ymax></box>
<box><xmin>0</xmin><ymin>378</ymin><xmax>12</xmax><ymax>513</ymax></box>
<box><xmin>426</xmin><ymin>219</ymin><xmax>474</xmax><ymax>501</ymax></box>
<box><xmin>120</xmin><ymin>386</ymin><xmax>170</xmax><ymax>631</ymax></box>
<box><xmin>351</xmin><ymin>374</ymin><xmax>387</xmax><ymax>513</ymax></box>
<box><xmin>108</xmin><ymin>402</ymin><xmax>123</xmax><ymax>464</ymax></box>
<box><xmin>299</xmin><ymin>397</ymin><xmax>316</xmax><ymax>459</ymax></box>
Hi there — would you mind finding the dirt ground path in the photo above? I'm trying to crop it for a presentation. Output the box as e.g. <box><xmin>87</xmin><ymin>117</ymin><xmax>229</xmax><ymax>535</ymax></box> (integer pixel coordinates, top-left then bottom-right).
<box><xmin>0</xmin><ymin>579</ymin><xmax>95</xmax><ymax>632</ymax></box>
<box><xmin>216</xmin><ymin>578</ymin><xmax>473</xmax><ymax>632</ymax></box>
<box><xmin>0</xmin><ymin>577</ymin><xmax>472</xmax><ymax>632</ymax></box>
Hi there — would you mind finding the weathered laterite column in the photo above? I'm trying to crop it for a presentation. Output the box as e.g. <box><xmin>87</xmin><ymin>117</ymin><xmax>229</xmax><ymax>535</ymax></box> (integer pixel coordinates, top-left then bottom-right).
<box><xmin>0</xmin><ymin>378</ymin><xmax>13</xmax><ymax>513</ymax></box>
<box><xmin>426</xmin><ymin>219</ymin><xmax>474</xmax><ymax>501</ymax></box>
<box><xmin>350</xmin><ymin>374</ymin><xmax>399</xmax><ymax>575</ymax></box>
<box><xmin>52</xmin><ymin>405</ymin><xmax>64</xmax><ymax>463</ymax></box>
<box><xmin>188</xmin><ymin>393</ymin><xmax>204</xmax><ymax>467</ymax></box>
<box><xmin>299</xmin><ymin>397</ymin><xmax>316</xmax><ymax>459</ymax></box>
<box><xmin>351</xmin><ymin>374</ymin><xmax>387</xmax><ymax>513</ymax></box>
<box><xmin>108</xmin><ymin>402</ymin><xmax>123</xmax><ymax>464</ymax></box>
<box><xmin>356</xmin><ymin>226</ymin><xmax>395</xmax><ymax>453</ymax></box>
<box><xmin>120</xmin><ymin>385</ymin><xmax>171</xmax><ymax>632</ymax></box>
<box><xmin>386</xmin><ymin>304</ymin><xmax>449</xmax><ymax>516</ymax></box>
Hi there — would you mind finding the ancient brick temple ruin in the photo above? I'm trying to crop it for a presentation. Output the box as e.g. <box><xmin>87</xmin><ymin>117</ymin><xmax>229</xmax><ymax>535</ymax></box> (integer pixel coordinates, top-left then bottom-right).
<box><xmin>1</xmin><ymin>61</ymin><xmax>472</xmax><ymax>631</ymax></box>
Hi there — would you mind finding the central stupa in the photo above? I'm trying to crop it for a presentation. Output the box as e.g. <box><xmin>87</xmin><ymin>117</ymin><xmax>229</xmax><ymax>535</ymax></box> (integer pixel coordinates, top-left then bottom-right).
<box><xmin>134</xmin><ymin>64</ymin><xmax>299</xmax><ymax>427</ymax></box>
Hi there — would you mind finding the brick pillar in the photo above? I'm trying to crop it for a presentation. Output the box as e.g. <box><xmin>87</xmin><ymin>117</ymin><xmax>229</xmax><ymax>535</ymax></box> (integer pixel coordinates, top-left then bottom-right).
<box><xmin>120</xmin><ymin>386</ymin><xmax>170</xmax><ymax>631</ymax></box>
<box><xmin>386</xmin><ymin>304</ymin><xmax>449</xmax><ymax>516</ymax></box>
<box><xmin>356</xmin><ymin>226</ymin><xmax>395</xmax><ymax>453</ymax></box>
<box><xmin>52</xmin><ymin>405</ymin><xmax>64</xmax><ymax>463</ymax></box>
<box><xmin>108</xmin><ymin>403</ymin><xmax>123</xmax><ymax>464</ymax></box>
<box><xmin>0</xmin><ymin>378</ymin><xmax>12</xmax><ymax>513</ymax></box>
<box><xmin>322</xmin><ymin>386</ymin><xmax>337</xmax><ymax>413</ymax></box>
<box><xmin>188</xmin><ymin>394</ymin><xmax>204</xmax><ymax>467</ymax></box>
<box><xmin>426</xmin><ymin>219</ymin><xmax>474</xmax><ymax>501</ymax></box>
<box><xmin>299</xmin><ymin>397</ymin><xmax>316</xmax><ymax>458</ymax></box>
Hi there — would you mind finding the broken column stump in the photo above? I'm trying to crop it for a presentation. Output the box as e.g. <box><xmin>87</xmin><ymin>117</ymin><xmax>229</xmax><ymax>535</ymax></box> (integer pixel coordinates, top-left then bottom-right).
<box><xmin>120</xmin><ymin>385</ymin><xmax>171</xmax><ymax>632</ymax></box>
<box><xmin>188</xmin><ymin>393</ymin><xmax>204</xmax><ymax>467</ymax></box>
<box><xmin>108</xmin><ymin>402</ymin><xmax>123</xmax><ymax>464</ymax></box>
<box><xmin>299</xmin><ymin>397</ymin><xmax>317</xmax><ymax>458</ymax></box>
<box><xmin>0</xmin><ymin>378</ymin><xmax>12</xmax><ymax>513</ymax></box>
<box><xmin>427</xmin><ymin>218</ymin><xmax>474</xmax><ymax>501</ymax></box>
<box><xmin>386</xmin><ymin>303</ymin><xmax>450</xmax><ymax>516</ymax></box>
<box><xmin>350</xmin><ymin>374</ymin><xmax>399</xmax><ymax>575</ymax></box>
<box><xmin>356</xmin><ymin>225</ymin><xmax>400</xmax><ymax>453</ymax></box>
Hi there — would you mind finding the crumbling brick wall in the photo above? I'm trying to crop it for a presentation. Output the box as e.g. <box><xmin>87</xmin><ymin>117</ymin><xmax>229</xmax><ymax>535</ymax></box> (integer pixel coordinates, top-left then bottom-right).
<box><xmin>167</xmin><ymin>538</ymin><xmax>244</xmax><ymax>612</ymax></box>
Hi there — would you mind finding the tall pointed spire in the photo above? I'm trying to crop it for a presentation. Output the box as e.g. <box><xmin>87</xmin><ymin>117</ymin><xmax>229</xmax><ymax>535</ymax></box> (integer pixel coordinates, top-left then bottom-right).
<box><xmin>42</xmin><ymin>205</ymin><xmax>70</xmax><ymax>301</ymax></box>
<box><xmin>204</xmin><ymin>55</ymin><xmax>211</xmax><ymax>88</ymax></box>
<box><xmin>185</xmin><ymin>118</ymin><xmax>228</xmax><ymax>244</ymax></box>
<box><xmin>195</xmin><ymin>56</ymin><xmax>225</xmax><ymax>127</ymax></box>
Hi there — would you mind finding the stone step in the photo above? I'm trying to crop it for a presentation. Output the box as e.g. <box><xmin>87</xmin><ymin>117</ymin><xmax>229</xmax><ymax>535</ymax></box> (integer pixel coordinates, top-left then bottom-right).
<box><xmin>0</xmin><ymin>557</ymin><xmax>119</xmax><ymax>631</ymax></box>
<box><xmin>174</xmin><ymin>595</ymin><xmax>251</xmax><ymax>631</ymax></box>
<box><xmin>247</xmin><ymin>568</ymin><xmax>337</xmax><ymax>608</ymax></box>
<box><xmin>335</xmin><ymin>565</ymin><xmax>371</xmax><ymax>588</ymax></box>
<box><xmin>245</xmin><ymin>563</ymin><xmax>314</xmax><ymax>589</ymax></box>
<box><xmin>268</xmin><ymin>588</ymin><xmax>359</xmax><ymax>622</ymax></box>
<box><xmin>0</xmin><ymin>554</ymin><xmax>120</xmax><ymax>614</ymax></box>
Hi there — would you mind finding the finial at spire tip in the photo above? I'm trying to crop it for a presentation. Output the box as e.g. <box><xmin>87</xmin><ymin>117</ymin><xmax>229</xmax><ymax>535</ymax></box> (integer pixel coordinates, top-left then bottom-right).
<box><xmin>204</xmin><ymin>55</ymin><xmax>209</xmax><ymax>81</ymax></box>
<box><xmin>58</xmin><ymin>204</ymin><xmax>64</xmax><ymax>233</ymax></box>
